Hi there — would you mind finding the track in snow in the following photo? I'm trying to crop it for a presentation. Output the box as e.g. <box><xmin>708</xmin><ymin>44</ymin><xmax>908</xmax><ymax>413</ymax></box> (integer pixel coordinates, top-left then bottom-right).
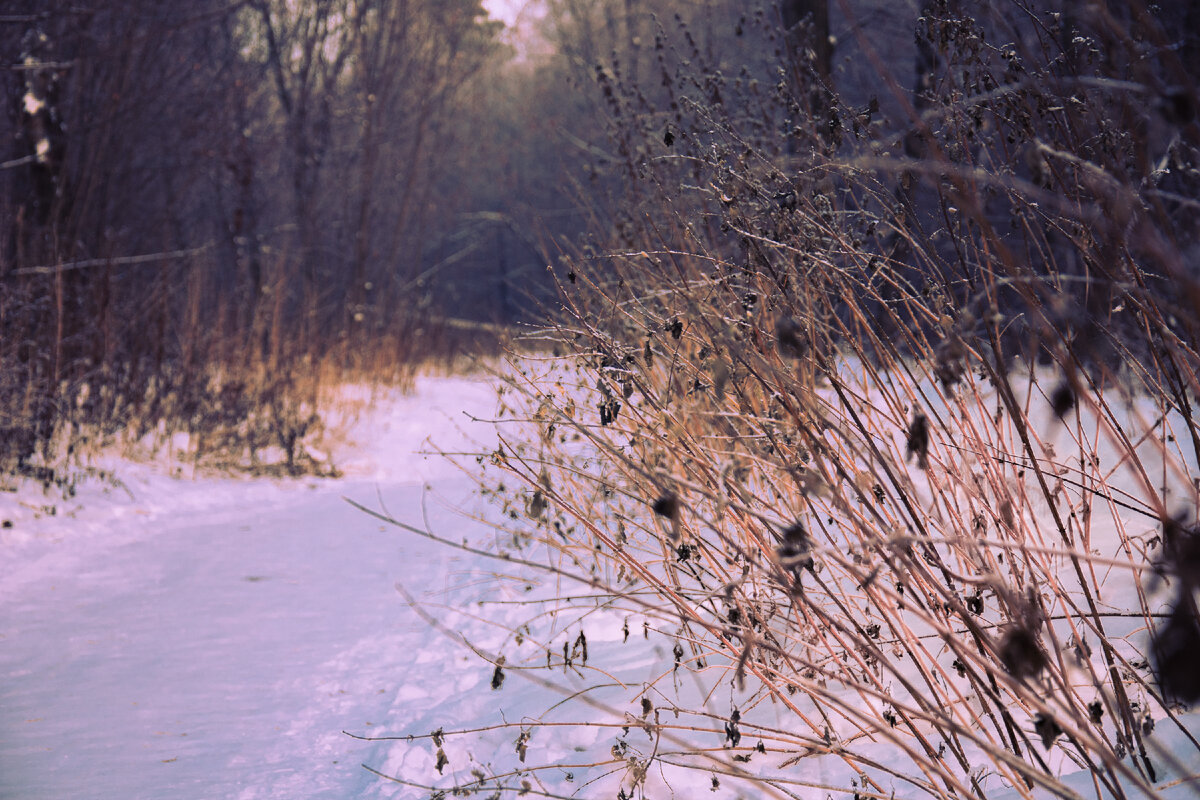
<box><xmin>0</xmin><ymin>378</ymin><xmax>501</xmax><ymax>800</ymax></box>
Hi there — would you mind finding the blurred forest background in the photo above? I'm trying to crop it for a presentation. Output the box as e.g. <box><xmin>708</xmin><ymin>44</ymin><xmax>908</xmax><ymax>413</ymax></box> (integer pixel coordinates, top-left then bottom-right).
<box><xmin>2</xmin><ymin>0</ymin><xmax>1196</xmax><ymax>478</ymax></box>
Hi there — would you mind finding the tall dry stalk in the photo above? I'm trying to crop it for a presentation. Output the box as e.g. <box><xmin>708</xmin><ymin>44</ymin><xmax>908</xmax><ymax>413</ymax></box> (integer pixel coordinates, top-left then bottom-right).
<box><xmin>367</xmin><ymin>2</ymin><xmax>1200</xmax><ymax>798</ymax></box>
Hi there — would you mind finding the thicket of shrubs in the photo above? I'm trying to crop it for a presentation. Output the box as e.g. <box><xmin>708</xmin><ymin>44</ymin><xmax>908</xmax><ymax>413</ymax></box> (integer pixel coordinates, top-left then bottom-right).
<box><xmin>374</xmin><ymin>1</ymin><xmax>1200</xmax><ymax>798</ymax></box>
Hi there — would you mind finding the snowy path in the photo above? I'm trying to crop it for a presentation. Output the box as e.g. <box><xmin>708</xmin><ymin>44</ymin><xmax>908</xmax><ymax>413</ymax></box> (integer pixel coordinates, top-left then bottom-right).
<box><xmin>0</xmin><ymin>378</ymin><xmax>503</xmax><ymax>800</ymax></box>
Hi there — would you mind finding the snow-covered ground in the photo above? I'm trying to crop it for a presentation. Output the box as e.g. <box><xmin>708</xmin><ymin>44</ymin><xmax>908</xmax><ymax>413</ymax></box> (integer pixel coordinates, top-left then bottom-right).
<box><xmin>5</xmin><ymin>368</ymin><xmax>1200</xmax><ymax>800</ymax></box>
<box><xmin>0</xmin><ymin>375</ymin><xmax>533</xmax><ymax>800</ymax></box>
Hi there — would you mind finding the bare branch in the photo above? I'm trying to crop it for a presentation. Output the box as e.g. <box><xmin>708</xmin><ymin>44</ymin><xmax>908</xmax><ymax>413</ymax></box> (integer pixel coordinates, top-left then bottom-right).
<box><xmin>14</xmin><ymin>244</ymin><xmax>214</xmax><ymax>275</ymax></box>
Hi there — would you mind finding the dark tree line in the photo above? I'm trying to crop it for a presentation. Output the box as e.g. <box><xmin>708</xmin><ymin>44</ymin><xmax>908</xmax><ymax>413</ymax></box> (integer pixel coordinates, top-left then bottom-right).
<box><xmin>0</xmin><ymin>0</ymin><xmax>843</xmax><ymax>474</ymax></box>
<box><xmin>4</xmin><ymin>0</ymin><xmax>1196</xmax><ymax>475</ymax></box>
<box><xmin>0</xmin><ymin>0</ymin><xmax>509</xmax><ymax>469</ymax></box>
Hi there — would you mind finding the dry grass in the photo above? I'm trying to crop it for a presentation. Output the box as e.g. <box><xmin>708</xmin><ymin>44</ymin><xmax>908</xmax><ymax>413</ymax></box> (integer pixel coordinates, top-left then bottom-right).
<box><xmin>0</xmin><ymin>275</ymin><xmax>514</xmax><ymax>487</ymax></box>
<box><xmin>366</xmin><ymin>3</ymin><xmax>1200</xmax><ymax>798</ymax></box>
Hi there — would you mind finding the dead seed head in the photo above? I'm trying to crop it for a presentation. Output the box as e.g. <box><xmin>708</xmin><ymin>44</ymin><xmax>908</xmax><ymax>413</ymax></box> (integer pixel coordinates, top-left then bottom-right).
<box><xmin>776</xmin><ymin>521</ymin><xmax>814</xmax><ymax>576</ymax></box>
<box><xmin>905</xmin><ymin>413</ymin><xmax>929</xmax><ymax>469</ymax></box>
<box><xmin>997</xmin><ymin>625</ymin><xmax>1046</xmax><ymax>680</ymax></box>
<box><xmin>653</xmin><ymin>492</ymin><xmax>679</xmax><ymax>519</ymax></box>
<box><xmin>1050</xmin><ymin>381</ymin><xmax>1075</xmax><ymax>419</ymax></box>
<box><xmin>782</xmin><ymin>521</ymin><xmax>808</xmax><ymax>546</ymax></box>
<box><xmin>1159</xmin><ymin>515</ymin><xmax>1200</xmax><ymax>588</ymax></box>
<box><xmin>934</xmin><ymin>337</ymin><xmax>965</xmax><ymax>390</ymax></box>
<box><xmin>1151</xmin><ymin>599</ymin><xmax>1200</xmax><ymax>704</ymax></box>
<box><xmin>775</xmin><ymin>315</ymin><xmax>806</xmax><ymax>359</ymax></box>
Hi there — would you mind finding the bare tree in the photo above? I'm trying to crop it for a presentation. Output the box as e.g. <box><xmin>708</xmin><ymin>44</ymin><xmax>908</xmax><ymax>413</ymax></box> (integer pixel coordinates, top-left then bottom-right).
<box><xmin>781</xmin><ymin>0</ymin><xmax>834</xmax><ymax>145</ymax></box>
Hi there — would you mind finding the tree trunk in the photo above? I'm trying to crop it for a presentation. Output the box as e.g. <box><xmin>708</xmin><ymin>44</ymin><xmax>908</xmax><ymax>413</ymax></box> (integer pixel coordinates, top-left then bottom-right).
<box><xmin>780</xmin><ymin>0</ymin><xmax>834</xmax><ymax>145</ymax></box>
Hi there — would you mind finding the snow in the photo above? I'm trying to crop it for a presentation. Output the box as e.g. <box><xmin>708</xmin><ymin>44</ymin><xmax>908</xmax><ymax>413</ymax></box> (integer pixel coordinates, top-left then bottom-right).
<box><xmin>3</xmin><ymin>368</ymin><xmax>1200</xmax><ymax>800</ymax></box>
<box><xmin>0</xmin><ymin>374</ymin><xmax>517</xmax><ymax>800</ymax></box>
<box><xmin>22</xmin><ymin>91</ymin><xmax>43</xmax><ymax>117</ymax></box>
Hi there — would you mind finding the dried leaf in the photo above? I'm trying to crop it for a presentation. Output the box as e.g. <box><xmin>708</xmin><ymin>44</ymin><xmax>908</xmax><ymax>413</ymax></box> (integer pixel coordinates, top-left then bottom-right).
<box><xmin>1033</xmin><ymin>713</ymin><xmax>1062</xmax><ymax>749</ymax></box>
